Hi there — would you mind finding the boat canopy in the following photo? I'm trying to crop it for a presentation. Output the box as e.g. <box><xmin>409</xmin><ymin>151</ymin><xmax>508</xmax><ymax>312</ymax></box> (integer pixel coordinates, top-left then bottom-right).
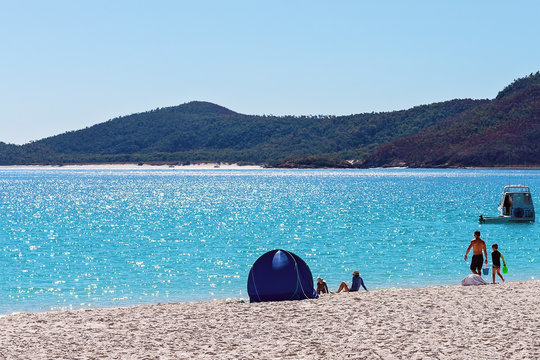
<box><xmin>502</xmin><ymin>185</ymin><xmax>530</xmax><ymax>193</ymax></box>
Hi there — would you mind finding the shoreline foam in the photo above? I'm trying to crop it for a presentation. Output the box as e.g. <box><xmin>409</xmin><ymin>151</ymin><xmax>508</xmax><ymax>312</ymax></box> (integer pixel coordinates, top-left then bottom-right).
<box><xmin>1</xmin><ymin>280</ymin><xmax>538</xmax><ymax>359</ymax></box>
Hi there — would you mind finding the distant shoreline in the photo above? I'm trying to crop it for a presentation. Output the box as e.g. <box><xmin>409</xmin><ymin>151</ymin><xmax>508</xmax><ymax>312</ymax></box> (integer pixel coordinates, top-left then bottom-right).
<box><xmin>0</xmin><ymin>163</ymin><xmax>538</xmax><ymax>170</ymax></box>
<box><xmin>0</xmin><ymin>162</ymin><xmax>264</xmax><ymax>170</ymax></box>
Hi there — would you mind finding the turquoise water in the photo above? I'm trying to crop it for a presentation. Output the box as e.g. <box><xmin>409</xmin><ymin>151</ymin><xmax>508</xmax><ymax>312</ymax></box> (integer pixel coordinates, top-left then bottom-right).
<box><xmin>0</xmin><ymin>168</ymin><xmax>538</xmax><ymax>314</ymax></box>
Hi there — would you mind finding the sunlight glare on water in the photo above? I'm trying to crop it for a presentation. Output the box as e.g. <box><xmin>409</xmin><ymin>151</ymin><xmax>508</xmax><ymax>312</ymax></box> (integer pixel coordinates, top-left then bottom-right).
<box><xmin>0</xmin><ymin>168</ymin><xmax>538</xmax><ymax>314</ymax></box>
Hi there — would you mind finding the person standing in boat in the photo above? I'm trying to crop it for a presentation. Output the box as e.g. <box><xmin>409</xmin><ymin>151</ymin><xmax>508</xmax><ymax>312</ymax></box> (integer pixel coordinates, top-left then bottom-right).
<box><xmin>464</xmin><ymin>230</ymin><xmax>488</xmax><ymax>275</ymax></box>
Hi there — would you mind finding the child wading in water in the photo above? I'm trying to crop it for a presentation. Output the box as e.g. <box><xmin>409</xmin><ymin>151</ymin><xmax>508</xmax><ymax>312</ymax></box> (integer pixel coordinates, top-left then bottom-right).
<box><xmin>491</xmin><ymin>243</ymin><xmax>506</xmax><ymax>284</ymax></box>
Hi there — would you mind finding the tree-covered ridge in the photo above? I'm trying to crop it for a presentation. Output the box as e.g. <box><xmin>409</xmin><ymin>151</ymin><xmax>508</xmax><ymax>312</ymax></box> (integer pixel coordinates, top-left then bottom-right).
<box><xmin>367</xmin><ymin>72</ymin><xmax>540</xmax><ymax>167</ymax></box>
<box><xmin>0</xmin><ymin>100</ymin><xmax>480</xmax><ymax>165</ymax></box>
<box><xmin>496</xmin><ymin>71</ymin><xmax>540</xmax><ymax>100</ymax></box>
<box><xmin>0</xmin><ymin>73</ymin><xmax>538</xmax><ymax>167</ymax></box>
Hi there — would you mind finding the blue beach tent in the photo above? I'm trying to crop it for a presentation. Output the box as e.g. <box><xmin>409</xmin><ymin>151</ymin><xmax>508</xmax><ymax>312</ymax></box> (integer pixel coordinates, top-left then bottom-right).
<box><xmin>247</xmin><ymin>249</ymin><xmax>318</xmax><ymax>302</ymax></box>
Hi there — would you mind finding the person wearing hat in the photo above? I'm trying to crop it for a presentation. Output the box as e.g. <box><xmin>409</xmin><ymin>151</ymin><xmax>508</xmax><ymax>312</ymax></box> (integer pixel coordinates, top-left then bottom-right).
<box><xmin>336</xmin><ymin>270</ymin><xmax>368</xmax><ymax>292</ymax></box>
<box><xmin>316</xmin><ymin>277</ymin><xmax>329</xmax><ymax>295</ymax></box>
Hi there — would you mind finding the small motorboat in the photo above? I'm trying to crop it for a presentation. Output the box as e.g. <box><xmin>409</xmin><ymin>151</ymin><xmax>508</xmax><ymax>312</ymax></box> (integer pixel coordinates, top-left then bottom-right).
<box><xmin>479</xmin><ymin>185</ymin><xmax>535</xmax><ymax>224</ymax></box>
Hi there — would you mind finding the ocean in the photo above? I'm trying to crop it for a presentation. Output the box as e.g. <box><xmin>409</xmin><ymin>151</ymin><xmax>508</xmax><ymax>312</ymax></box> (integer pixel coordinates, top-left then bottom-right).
<box><xmin>0</xmin><ymin>168</ymin><xmax>538</xmax><ymax>314</ymax></box>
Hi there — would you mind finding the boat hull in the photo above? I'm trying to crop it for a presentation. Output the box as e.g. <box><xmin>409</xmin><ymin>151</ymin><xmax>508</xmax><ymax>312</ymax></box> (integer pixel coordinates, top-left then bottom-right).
<box><xmin>480</xmin><ymin>216</ymin><xmax>535</xmax><ymax>224</ymax></box>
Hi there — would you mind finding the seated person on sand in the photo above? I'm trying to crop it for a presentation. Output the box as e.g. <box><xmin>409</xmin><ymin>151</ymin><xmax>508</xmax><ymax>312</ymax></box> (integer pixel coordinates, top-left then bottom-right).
<box><xmin>316</xmin><ymin>277</ymin><xmax>329</xmax><ymax>295</ymax></box>
<box><xmin>336</xmin><ymin>270</ymin><xmax>368</xmax><ymax>292</ymax></box>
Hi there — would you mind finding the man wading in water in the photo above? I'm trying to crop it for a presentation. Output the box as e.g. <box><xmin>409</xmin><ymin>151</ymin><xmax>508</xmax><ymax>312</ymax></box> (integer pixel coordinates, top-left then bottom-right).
<box><xmin>464</xmin><ymin>230</ymin><xmax>488</xmax><ymax>275</ymax></box>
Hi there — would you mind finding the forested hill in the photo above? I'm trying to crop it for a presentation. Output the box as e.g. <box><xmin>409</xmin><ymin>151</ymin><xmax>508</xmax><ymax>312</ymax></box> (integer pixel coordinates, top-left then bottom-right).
<box><xmin>365</xmin><ymin>72</ymin><xmax>540</xmax><ymax>167</ymax></box>
<box><xmin>0</xmin><ymin>72</ymin><xmax>538</xmax><ymax>167</ymax></box>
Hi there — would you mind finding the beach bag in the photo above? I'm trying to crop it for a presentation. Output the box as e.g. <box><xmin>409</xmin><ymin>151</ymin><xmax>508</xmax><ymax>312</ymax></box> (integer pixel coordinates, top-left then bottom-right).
<box><xmin>461</xmin><ymin>274</ymin><xmax>488</xmax><ymax>286</ymax></box>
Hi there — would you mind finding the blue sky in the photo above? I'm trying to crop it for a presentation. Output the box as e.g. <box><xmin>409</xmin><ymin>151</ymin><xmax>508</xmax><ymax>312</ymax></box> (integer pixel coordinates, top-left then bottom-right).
<box><xmin>1</xmin><ymin>1</ymin><xmax>539</xmax><ymax>144</ymax></box>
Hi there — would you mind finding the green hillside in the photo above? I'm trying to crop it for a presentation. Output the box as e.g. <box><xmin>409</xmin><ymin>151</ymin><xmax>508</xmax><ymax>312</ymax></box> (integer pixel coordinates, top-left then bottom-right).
<box><xmin>366</xmin><ymin>72</ymin><xmax>540</xmax><ymax>167</ymax></box>
<box><xmin>0</xmin><ymin>72</ymin><xmax>538</xmax><ymax>167</ymax></box>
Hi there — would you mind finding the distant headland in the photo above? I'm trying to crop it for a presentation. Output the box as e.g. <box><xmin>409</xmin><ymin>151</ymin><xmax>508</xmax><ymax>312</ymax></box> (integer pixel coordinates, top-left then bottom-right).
<box><xmin>1</xmin><ymin>72</ymin><xmax>538</xmax><ymax>168</ymax></box>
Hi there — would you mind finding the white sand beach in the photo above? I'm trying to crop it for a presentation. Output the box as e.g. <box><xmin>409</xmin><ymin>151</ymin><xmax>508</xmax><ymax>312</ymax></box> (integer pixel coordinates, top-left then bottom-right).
<box><xmin>0</xmin><ymin>162</ymin><xmax>263</xmax><ymax>170</ymax></box>
<box><xmin>1</xmin><ymin>280</ymin><xmax>538</xmax><ymax>360</ymax></box>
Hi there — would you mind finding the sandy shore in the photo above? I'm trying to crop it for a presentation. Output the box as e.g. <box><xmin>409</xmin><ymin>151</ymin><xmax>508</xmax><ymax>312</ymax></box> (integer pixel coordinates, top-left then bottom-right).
<box><xmin>0</xmin><ymin>162</ymin><xmax>263</xmax><ymax>170</ymax></box>
<box><xmin>1</xmin><ymin>281</ymin><xmax>538</xmax><ymax>360</ymax></box>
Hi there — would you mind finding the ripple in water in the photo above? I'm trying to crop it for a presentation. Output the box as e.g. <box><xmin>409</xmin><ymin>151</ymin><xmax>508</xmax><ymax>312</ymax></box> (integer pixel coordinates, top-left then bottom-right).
<box><xmin>0</xmin><ymin>168</ymin><xmax>538</xmax><ymax>314</ymax></box>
